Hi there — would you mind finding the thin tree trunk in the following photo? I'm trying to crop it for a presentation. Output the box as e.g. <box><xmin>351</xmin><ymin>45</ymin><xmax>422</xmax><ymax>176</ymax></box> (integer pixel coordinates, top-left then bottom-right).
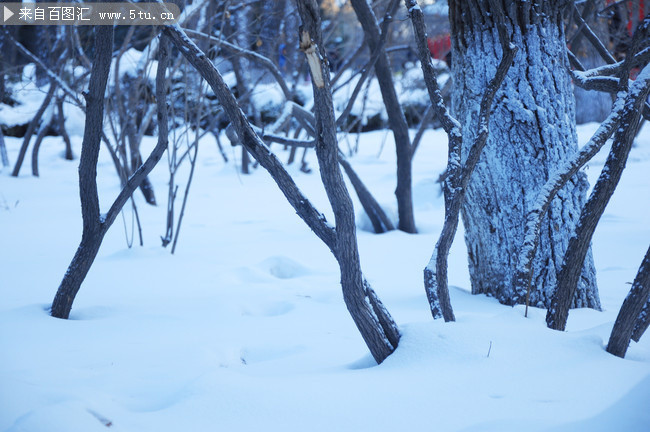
<box><xmin>296</xmin><ymin>0</ymin><xmax>400</xmax><ymax>361</ymax></box>
<box><xmin>339</xmin><ymin>153</ymin><xmax>395</xmax><ymax>234</ymax></box>
<box><xmin>163</xmin><ymin>8</ymin><xmax>400</xmax><ymax>362</ymax></box>
<box><xmin>547</xmin><ymin>65</ymin><xmax>650</xmax><ymax>331</ymax></box>
<box><xmin>407</xmin><ymin>0</ymin><xmax>516</xmax><ymax>321</ymax></box>
<box><xmin>606</xmin><ymin>244</ymin><xmax>650</xmax><ymax>358</ymax></box>
<box><xmin>51</xmin><ymin>32</ymin><xmax>171</xmax><ymax>319</ymax></box>
<box><xmin>31</xmin><ymin>108</ymin><xmax>55</xmax><ymax>177</ymax></box>
<box><xmin>56</xmin><ymin>97</ymin><xmax>74</xmax><ymax>160</ymax></box>
<box><xmin>11</xmin><ymin>82</ymin><xmax>56</xmax><ymax>177</ymax></box>
<box><xmin>0</xmin><ymin>127</ymin><xmax>10</xmax><ymax>168</ymax></box>
<box><xmin>350</xmin><ymin>0</ymin><xmax>416</xmax><ymax>234</ymax></box>
<box><xmin>51</xmin><ymin>24</ymin><xmax>114</xmax><ymax>318</ymax></box>
<box><xmin>126</xmin><ymin>117</ymin><xmax>157</xmax><ymax>205</ymax></box>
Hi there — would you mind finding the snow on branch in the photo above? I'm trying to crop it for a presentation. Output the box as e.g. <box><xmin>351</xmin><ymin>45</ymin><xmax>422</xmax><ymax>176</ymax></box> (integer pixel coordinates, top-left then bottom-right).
<box><xmin>406</xmin><ymin>0</ymin><xmax>516</xmax><ymax>321</ymax></box>
<box><xmin>513</xmin><ymin>90</ymin><xmax>628</xmax><ymax>314</ymax></box>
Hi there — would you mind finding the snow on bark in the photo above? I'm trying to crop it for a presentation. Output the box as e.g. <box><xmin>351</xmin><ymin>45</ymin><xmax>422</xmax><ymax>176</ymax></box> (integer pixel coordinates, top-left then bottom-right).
<box><xmin>407</xmin><ymin>0</ymin><xmax>515</xmax><ymax>321</ymax></box>
<box><xmin>451</xmin><ymin>5</ymin><xmax>599</xmax><ymax>309</ymax></box>
<box><xmin>514</xmin><ymin>93</ymin><xmax>627</xmax><ymax>314</ymax></box>
<box><xmin>547</xmin><ymin>65</ymin><xmax>650</xmax><ymax>331</ymax></box>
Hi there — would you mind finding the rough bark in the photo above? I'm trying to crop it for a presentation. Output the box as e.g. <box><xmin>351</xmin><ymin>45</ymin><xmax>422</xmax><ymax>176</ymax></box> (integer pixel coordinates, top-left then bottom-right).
<box><xmin>163</xmin><ymin>5</ymin><xmax>400</xmax><ymax>363</ymax></box>
<box><xmin>296</xmin><ymin>0</ymin><xmax>400</xmax><ymax>362</ymax></box>
<box><xmin>51</xmin><ymin>24</ymin><xmax>114</xmax><ymax>319</ymax></box>
<box><xmin>350</xmin><ymin>0</ymin><xmax>417</xmax><ymax>234</ymax></box>
<box><xmin>450</xmin><ymin>0</ymin><xmax>599</xmax><ymax>309</ymax></box>
<box><xmin>606</xmin><ymin>245</ymin><xmax>650</xmax><ymax>358</ymax></box>
<box><xmin>514</xmin><ymin>92</ymin><xmax>626</xmax><ymax>315</ymax></box>
<box><xmin>51</xmin><ymin>33</ymin><xmax>171</xmax><ymax>319</ymax></box>
<box><xmin>547</xmin><ymin>65</ymin><xmax>650</xmax><ymax>330</ymax></box>
<box><xmin>407</xmin><ymin>0</ymin><xmax>516</xmax><ymax>321</ymax></box>
<box><xmin>632</xmin><ymin>299</ymin><xmax>650</xmax><ymax>343</ymax></box>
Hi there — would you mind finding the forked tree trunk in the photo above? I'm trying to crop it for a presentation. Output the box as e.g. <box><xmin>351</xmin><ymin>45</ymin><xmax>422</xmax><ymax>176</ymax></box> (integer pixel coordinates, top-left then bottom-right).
<box><xmin>296</xmin><ymin>0</ymin><xmax>400</xmax><ymax>362</ymax></box>
<box><xmin>450</xmin><ymin>0</ymin><xmax>599</xmax><ymax>309</ymax></box>
<box><xmin>52</xmin><ymin>32</ymin><xmax>171</xmax><ymax>319</ymax></box>
<box><xmin>51</xmin><ymin>24</ymin><xmax>114</xmax><ymax>318</ymax></box>
<box><xmin>163</xmin><ymin>3</ymin><xmax>400</xmax><ymax>362</ymax></box>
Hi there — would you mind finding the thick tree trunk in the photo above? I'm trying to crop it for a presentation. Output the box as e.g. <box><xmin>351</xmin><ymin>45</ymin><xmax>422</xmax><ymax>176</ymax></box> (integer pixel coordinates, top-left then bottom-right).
<box><xmin>606</xmin><ymin>245</ymin><xmax>650</xmax><ymax>358</ymax></box>
<box><xmin>450</xmin><ymin>0</ymin><xmax>599</xmax><ymax>309</ymax></box>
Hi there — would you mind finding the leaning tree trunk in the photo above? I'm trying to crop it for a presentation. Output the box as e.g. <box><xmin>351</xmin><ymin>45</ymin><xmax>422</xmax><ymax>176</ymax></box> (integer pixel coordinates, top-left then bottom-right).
<box><xmin>51</xmin><ymin>33</ymin><xmax>171</xmax><ymax>319</ymax></box>
<box><xmin>163</xmin><ymin>9</ymin><xmax>400</xmax><ymax>363</ymax></box>
<box><xmin>606</xmin><ymin>244</ymin><xmax>650</xmax><ymax>358</ymax></box>
<box><xmin>450</xmin><ymin>0</ymin><xmax>599</xmax><ymax>309</ymax></box>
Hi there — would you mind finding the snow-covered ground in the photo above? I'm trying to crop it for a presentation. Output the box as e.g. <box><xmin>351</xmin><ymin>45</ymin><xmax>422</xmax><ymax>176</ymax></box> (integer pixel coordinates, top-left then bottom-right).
<box><xmin>1</xmin><ymin>85</ymin><xmax>649</xmax><ymax>431</ymax></box>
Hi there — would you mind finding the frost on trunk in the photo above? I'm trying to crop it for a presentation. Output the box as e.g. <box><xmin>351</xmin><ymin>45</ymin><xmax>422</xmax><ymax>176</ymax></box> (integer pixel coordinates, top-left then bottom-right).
<box><xmin>450</xmin><ymin>1</ymin><xmax>599</xmax><ymax>309</ymax></box>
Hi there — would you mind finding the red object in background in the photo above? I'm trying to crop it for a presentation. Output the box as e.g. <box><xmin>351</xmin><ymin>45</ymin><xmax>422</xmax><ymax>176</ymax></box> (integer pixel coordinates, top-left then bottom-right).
<box><xmin>427</xmin><ymin>34</ymin><xmax>451</xmax><ymax>61</ymax></box>
<box><xmin>605</xmin><ymin>0</ymin><xmax>646</xmax><ymax>35</ymax></box>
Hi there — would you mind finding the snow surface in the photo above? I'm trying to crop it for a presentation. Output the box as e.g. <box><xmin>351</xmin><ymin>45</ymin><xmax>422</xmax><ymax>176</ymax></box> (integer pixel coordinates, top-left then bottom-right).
<box><xmin>1</xmin><ymin>87</ymin><xmax>650</xmax><ymax>431</ymax></box>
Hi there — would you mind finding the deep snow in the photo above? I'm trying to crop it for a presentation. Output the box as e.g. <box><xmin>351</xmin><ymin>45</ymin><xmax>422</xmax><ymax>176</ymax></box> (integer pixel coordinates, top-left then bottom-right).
<box><xmin>1</xmin><ymin>80</ymin><xmax>649</xmax><ymax>431</ymax></box>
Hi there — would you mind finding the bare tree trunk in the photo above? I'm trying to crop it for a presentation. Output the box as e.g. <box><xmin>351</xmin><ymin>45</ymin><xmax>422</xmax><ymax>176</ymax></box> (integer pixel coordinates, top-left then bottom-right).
<box><xmin>547</xmin><ymin>65</ymin><xmax>650</xmax><ymax>330</ymax></box>
<box><xmin>51</xmin><ymin>24</ymin><xmax>114</xmax><ymax>318</ymax></box>
<box><xmin>1</xmin><ymin>127</ymin><xmax>10</xmax><ymax>168</ymax></box>
<box><xmin>349</xmin><ymin>0</ymin><xmax>416</xmax><ymax>234</ymax></box>
<box><xmin>632</xmin><ymin>299</ymin><xmax>650</xmax><ymax>343</ymax></box>
<box><xmin>406</xmin><ymin>0</ymin><xmax>516</xmax><ymax>321</ymax></box>
<box><xmin>163</xmin><ymin>6</ymin><xmax>400</xmax><ymax>362</ymax></box>
<box><xmin>606</xmin><ymin>245</ymin><xmax>650</xmax><ymax>358</ymax></box>
<box><xmin>56</xmin><ymin>97</ymin><xmax>74</xmax><ymax>160</ymax></box>
<box><xmin>126</xmin><ymin>111</ymin><xmax>157</xmax><ymax>205</ymax></box>
<box><xmin>450</xmin><ymin>0</ymin><xmax>599</xmax><ymax>309</ymax></box>
<box><xmin>339</xmin><ymin>155</ymin><xmax>395</xmax><ymax>234</ymax></box>
<box><xmin>11</xmin><ymin>82</ymin><xmax>56</xmax><ymax>177</ymax></box>
<box><xmin>296</xmin><ymin>0</ymin><xmax>400</xmax><ymax>361</ymax></box>
<box><xmin>31</xmin><ymin>107</ymin><xmax>55</xmax><ymax>177</ymax></box>
<box><xmin>51</xmin><ymin>32</ymin><xmax>171</xmax><ymax>319</ymax></box>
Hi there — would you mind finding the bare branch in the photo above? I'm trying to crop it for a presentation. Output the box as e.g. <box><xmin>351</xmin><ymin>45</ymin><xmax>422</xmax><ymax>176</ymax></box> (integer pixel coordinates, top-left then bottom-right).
<box><xmin>183</xmin><ymin>28</ymin><xmax>293</xmax><ymax>101</ymax></box>
<box><xmin>163</xmin><ymin>24</ymin><xmax>337</xmax><ymax>251</ymax></box>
